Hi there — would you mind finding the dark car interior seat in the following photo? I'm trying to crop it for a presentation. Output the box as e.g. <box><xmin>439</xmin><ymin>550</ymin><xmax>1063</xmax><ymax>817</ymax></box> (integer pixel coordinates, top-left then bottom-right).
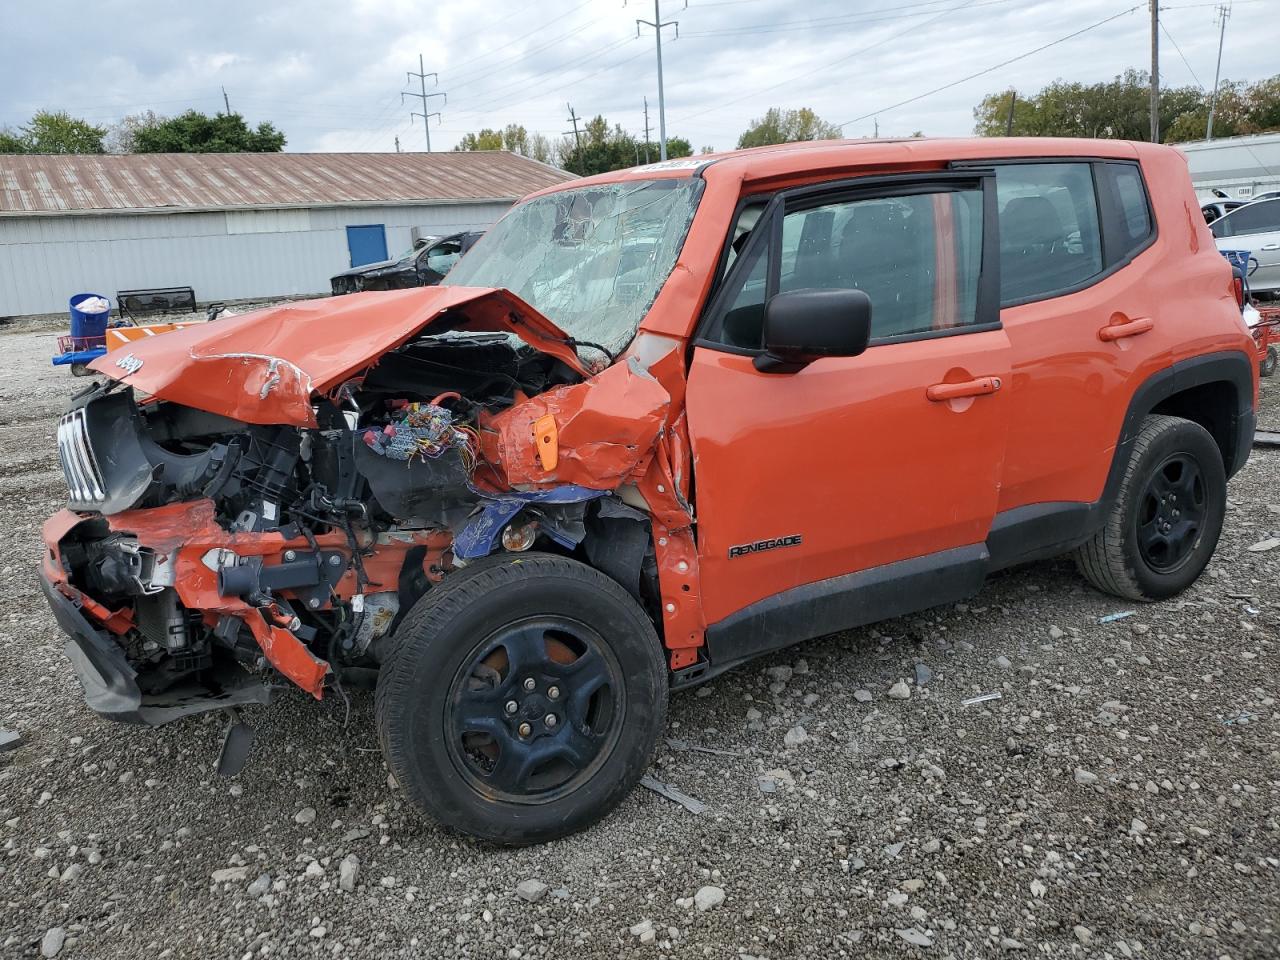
<box><xmin>834</xmin><ymin>202</ymin><xmax>931</xmax><ymax>336</ymax></box>
<box><xmin>999</xmin><ymin>195</ymin><xmax>1083</xmax><ymax>300</ymax></box>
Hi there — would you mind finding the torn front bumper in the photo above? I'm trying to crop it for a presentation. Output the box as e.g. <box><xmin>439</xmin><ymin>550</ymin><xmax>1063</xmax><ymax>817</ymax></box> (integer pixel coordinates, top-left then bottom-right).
<box><xmin>38</xmin><ymin>570</ymin><xmax>274</xmax><ymax>726</ymax></box>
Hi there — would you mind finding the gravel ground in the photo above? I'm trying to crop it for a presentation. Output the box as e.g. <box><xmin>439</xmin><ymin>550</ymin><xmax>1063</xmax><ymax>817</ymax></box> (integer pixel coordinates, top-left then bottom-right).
<box><xmin>1</xmin><ymin>328</ymin><xmax>1277</xmax><ymax>960</ymax></box>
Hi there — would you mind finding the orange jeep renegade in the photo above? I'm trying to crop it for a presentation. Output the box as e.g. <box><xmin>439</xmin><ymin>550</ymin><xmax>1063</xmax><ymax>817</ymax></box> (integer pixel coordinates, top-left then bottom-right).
<box><xmin>40</xmin><ymin>138</ymin><xmax>1257</xmax><ymax>842</ymax></box>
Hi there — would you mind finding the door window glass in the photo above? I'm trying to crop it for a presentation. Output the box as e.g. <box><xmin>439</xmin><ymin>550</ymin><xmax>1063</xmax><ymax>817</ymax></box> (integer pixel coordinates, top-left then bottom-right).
<box><xmin>1106</xmin><ymin>163</ymin><xmax>1153</xmax><ymax>246</ymax></box>
<box><xmin>1212</xmin><ymin>198</ymin><xmax>1280</xmax><ymax>238</ymax></box>
<box><xmin>713</xmin><ymin>232</ymin><xmax>770</xmax><ymax>349</ymax></box>
<box><xmin>778</xmin><ymin>189</ymin><xmax>984</xmax><ymax>339</ymax></box>
<box><xmin>994</xmin><ymin>163</ymin><xmax>1103</xmax><ymax>302</ymax></box>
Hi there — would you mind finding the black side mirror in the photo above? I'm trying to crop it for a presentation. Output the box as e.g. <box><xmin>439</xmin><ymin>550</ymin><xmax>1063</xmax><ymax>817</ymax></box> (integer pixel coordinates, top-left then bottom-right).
<box><xmin>754</xmin><ymin>288</ymin><xmax>873</xmax><ymax>373</ymax></box>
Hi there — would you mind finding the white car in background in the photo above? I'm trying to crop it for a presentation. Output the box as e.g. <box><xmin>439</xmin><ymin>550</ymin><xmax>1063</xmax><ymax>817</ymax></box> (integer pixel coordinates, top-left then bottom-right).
<box><xmin>1212</xmin><ymin>197</ymin><xmax>1280</xmax><ymax>296</ymax></box>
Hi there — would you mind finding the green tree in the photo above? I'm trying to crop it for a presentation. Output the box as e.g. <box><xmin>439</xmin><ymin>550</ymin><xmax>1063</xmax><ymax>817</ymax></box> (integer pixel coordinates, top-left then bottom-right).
<box><xmin>559</xmin><ymin>115</ymin><xmax>694</xmax><ymax>174</ymax></box>
<box><xmin>973</xmin><ymin>70</ymin><xmax>1280</xmax><ymax>143</ymax></box>
<box><xmin>0</xmin><ymin>110</ymin><xmax>106</xmax><ymax>153</ymax></box>
<box><xmin>0</xmin><ymin>128</ymin><xmax>25</xmax><ymax>153</ymax></box>
<box><xmin>736</xmin><ymin>107</ymin><xmax>842</xmax><ymax>149</ymax></box>
<box><xmin>132</xmin><ymin>111</ymin><xmax>286</xmax><ymax>152</ymax></box>
<box><xmin>455</xmin><ymin>128</ymin><xmax>506</xmax><ymax>151</ymax></box>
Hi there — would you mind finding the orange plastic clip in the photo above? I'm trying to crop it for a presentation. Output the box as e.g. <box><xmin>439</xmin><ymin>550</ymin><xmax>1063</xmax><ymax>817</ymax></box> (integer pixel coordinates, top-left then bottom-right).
<box><xmin>532</xmin><ymin>414</ymin><xmax>558</xmax><ymax>471</ymax></box>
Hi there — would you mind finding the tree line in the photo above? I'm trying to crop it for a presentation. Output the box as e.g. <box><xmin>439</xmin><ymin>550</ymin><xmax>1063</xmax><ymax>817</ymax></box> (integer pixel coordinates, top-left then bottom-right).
<box><xmin>974</xmin><ymin>70</ymin><xmax>1280</xmax><ymax>142</ymax></box>
<box><xmin>0</xmin><ymin>109</ymin><xmax>286</xmax><ymax>154</ymax></box>
<box><xmin>453</xmin><ymin>106</ymin><xmax>852</xmax><ymax>174</ymax></box>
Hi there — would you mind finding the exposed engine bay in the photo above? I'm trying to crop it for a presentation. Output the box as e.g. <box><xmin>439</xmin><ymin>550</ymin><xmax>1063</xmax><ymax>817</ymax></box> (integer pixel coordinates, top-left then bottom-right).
<box><xmin>42</xmin><ymin>309</ymin><xmax>687</xmax><ymax>725</ymax></box>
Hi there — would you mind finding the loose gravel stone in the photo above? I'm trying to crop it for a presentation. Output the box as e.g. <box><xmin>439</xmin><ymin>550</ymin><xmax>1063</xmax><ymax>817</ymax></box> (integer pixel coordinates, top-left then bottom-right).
<box><xmin>339</xmin><ymin>854</ymin><xmax>360</xmax><ymax>892</ymax></box>
<box><xmin>1074</xmin><ymin>767</ymin><xmax>1100</xmax><ymax>786</ymax></box>
<box><xmin>516</xmin><ymin>879</ymin><xmax>548</xmax><ymax>903</ymax></box>
<box><xmin>40</xmin><ymin>927</ymin><xmax>65</xmax><ymax>958</ymax></box>
<box><xmin>693</xmin><ymin>886</ymin><xmax>725</xmax><ymax>912</ymax></box>
<box><xmin>888</xmin><ymin>680</ymin><xmax>911</xmax><ymax>700</ymax></box>
<box><xmin>783</xmin><ymin>724</ymin><xmax>808</xmax><ymax>747</ymax></box>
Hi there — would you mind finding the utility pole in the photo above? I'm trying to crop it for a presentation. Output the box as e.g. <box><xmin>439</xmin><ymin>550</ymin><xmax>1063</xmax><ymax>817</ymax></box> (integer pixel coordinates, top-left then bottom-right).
<box><xmin>565</xmin><ymin>103</ymin><xmax>583</xmax><ymax>152</ymax></box>
<box><xmin>222</xmin><ymin>86</ymin><xmax>232</xmax><ymax>114</ymax></box>
<box><xmin>1207</xmin><ymin>3</ymin><xmax>1232</xmax><ymax>140</ymax></box>
<box><xmin>642</xmin><ymin>96</ymin><xmax>651</xmax><ymax>163</ymax></box>
<box><xmin>403</xmin><ymin>54</ymin><xmax>445</xmax><ymax>151</ymax></box>
<box><xmin>634</xmin><ymin>0</ymin><xmax>684</xmax><ymax>161</ymax></box>
<box><xmin>873</xmin><ymin>118</ymin><xmax>879</xmax><ymax>138</ymax></box>
<box><xmin>1149</xmin><ymin>0</ymin><xmax>1160</xmax><ymax>143</ymax></box>
<box><xmin>395</xmin><ymin>136</ymin><xmax>401</xmax><ymax>153</ymax></box>
<box><xmin>1005</xmin><ymin>90</ymin><xmax>1017</xmax><ymax>136</ymax></box>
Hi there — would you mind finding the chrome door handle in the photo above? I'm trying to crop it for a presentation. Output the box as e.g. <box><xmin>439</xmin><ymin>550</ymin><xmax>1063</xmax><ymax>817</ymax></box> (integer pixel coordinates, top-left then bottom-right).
<box><xmin>1261</xmin><ymin>243</ymin><xmax>1280</xmax><ymax>251</ymax></box>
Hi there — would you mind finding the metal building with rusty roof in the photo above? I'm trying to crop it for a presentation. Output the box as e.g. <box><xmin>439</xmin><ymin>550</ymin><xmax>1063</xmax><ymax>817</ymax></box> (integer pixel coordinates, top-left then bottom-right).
<box><xmin>0</xmin><ymin>151</ymin><xmax>575</xmax><ymax>317</ymax></box>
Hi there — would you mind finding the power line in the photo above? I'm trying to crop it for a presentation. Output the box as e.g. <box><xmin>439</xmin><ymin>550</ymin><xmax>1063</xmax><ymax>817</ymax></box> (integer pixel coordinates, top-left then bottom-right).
<box><xmin>447</xmin><ymin>37</ymin><xmax>633</xmax><ymax>120</ymax></box>
<box><xmin>1159</xmin><ymin>19</ymin><xmax>1205</xmax><ymax>89</ymax></box>
<box><xmin>672</xmin><ymin>0</ymin><xmax>981</xmax><ymax>126</ymax></box>
<box><xmin>836</xmin><ymin>5</ymin><xmax>1144</xmax><ymax>129</ymax></box>
<box><xmin>680</xmin><ymin>0</ymin><xmax>1000</xmax><ymax>37</ymax></box>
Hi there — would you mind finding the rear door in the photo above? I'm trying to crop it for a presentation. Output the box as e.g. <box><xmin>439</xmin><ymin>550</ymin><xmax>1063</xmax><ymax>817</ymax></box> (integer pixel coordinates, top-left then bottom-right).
<box><xmin>1214</xmin><ymin>198</ymin><xmax>1280</xmax><ymax>293</ymax></box>
<box><xmin>685</xmin><ymin>173</ymin><xmax>1011</xmax><ymax>627</ymax></box>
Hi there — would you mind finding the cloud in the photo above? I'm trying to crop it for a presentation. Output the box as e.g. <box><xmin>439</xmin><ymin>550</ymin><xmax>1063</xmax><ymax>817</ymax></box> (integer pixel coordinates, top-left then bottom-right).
<box><xmin>0</xmin><ymin>0</ymin><xmax>1274</xmax><ymax>152</ymax></box>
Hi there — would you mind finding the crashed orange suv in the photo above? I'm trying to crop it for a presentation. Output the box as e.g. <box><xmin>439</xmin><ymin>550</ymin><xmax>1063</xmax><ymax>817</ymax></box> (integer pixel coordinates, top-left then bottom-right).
<box><xmin>41</xmin><ymin>138</ymin><xmax>1256</xmax><ymax>842</ymax></box>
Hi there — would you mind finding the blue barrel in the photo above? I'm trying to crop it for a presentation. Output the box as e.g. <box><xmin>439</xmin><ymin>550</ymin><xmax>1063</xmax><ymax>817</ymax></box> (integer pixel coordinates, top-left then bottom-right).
<box><xmin>69</xmin><ymin>293</ymin><xmax>111</xmax><ymax>342</ymax></box>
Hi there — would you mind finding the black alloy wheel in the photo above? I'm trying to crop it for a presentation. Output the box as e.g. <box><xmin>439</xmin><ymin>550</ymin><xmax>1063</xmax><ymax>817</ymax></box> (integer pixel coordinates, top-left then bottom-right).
<box><xmin>1134</xmin><ymin>453</ymin><xmax>1207</xmax><ymax>574</ymax></box>
<box><xmin>446</xmin><ymin>616</ymin><xmax>623</xmax><ymax>803</ymax></box>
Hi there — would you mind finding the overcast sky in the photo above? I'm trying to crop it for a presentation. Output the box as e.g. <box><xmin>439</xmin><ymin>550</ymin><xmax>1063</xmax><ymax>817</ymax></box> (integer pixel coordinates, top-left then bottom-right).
<box><xmin>2</xmin><ymin>0</ymin><xmax>1276</xmax><ymax>154</ymax></box>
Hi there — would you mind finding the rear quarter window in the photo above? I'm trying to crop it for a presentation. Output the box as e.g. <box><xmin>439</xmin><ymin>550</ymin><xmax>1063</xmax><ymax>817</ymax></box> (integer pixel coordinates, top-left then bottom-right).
<box><xmin>992</xmin><ymin>162</ymin><xmax>1104</xmax><ymax>305</ymax></box>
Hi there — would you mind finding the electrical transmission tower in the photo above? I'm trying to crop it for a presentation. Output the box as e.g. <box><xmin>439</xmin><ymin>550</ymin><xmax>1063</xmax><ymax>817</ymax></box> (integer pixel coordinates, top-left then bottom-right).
<box><xmin>403</xmin><ymin>54</ymin><xmax>446</xmax><ymax>151</ymax></box>
<box><xmin>633</xmin><ymin>1</ymin><xmax>685</xmax><ymax>161</ymax></box>
<box><xmin>1207</xmin><ymin>3</ymin><xmax>1232</xmax><ymax>140</ymax></box>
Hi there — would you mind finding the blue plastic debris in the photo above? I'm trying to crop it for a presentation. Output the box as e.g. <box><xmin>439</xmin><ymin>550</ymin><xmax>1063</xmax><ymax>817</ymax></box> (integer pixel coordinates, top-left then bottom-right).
<box><xmin>453</xmin><ymin>485</ymin><xmax>607</xmax><ymax>560</ymax></box>
<box><xmin>1099</xmin><ymin>610</ymin><xmax>1136</xmax><ymax>623</ymax></box>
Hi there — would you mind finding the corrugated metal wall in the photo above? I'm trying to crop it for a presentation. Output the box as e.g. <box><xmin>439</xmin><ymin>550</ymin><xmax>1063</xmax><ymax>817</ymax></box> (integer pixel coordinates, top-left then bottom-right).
<box><xmin>0</xmin><ymin>201</ymin><xmax>511</xmax><ymax>317</ymax></box>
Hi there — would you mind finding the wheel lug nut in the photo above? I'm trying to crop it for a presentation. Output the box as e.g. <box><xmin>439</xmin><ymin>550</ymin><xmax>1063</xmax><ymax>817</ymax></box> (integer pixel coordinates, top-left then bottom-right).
<box><xmin>544</xmin><ymin>714</ymin><xmax>558</xmax><ymax>729</ymax></box>
<box><xmin>505</xmin><ymin>700</ymin><xmax>518</xmax><ymax>715</ymax></box>
<box><xmin>518</xmin><ymin>722</ymin><xmax>532</xmax><ymax>737</ymax></box>
<box><xmin>547</xmin><ymin>686</ymin><xmax>560</xmax><ymax>700</ymax></box>
<box><xmin>523</xmin><ymin>678</ymin><xmax>536</xmax><ymax>692</ymax></box>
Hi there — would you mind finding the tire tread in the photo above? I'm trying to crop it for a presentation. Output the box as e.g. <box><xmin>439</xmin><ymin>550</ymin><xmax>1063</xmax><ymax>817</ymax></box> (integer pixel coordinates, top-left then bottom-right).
<box><xmin>1073</xmin><ymin>414</ymin><xmax>1218</xmax><ymax>601</ymax></box>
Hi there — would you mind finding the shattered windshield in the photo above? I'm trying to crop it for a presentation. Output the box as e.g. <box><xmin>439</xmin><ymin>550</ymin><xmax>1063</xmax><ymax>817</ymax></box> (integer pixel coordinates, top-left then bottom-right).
<box><xmin>444</xmin><ymin>178</ymin><xmax>703</xmax><ymax>355</ymax></box>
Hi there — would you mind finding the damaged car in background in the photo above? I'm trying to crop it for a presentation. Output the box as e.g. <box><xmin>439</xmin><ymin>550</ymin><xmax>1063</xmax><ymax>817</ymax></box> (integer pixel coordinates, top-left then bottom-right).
<box><xmin>41</xmin><ymin>139</ymin><xmax>1257</xmax><ymax>843</ymax></box>
<box><xmin>329</xmin><ymin>230</ymin><xmax>483</xmax><ymax>295</ymax></box>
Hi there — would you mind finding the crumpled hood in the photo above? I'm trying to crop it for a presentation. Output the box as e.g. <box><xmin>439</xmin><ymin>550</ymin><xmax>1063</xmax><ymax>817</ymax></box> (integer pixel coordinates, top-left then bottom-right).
<box><xmin>90</xmin><ymin>286</ymin><xmax>588</xmax><ymax>427</ymax></box>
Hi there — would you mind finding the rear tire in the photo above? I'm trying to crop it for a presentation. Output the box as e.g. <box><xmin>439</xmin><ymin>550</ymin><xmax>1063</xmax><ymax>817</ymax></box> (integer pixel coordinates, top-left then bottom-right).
<box><xmin>1074</xmin><ymin>415</ymin><xmax>1226</xmax><ymax>601</ymax></box>
<box><xmin>375</xmin><ymin>552</ymin><xmax>667</xmax><ymax>844</ymax></box>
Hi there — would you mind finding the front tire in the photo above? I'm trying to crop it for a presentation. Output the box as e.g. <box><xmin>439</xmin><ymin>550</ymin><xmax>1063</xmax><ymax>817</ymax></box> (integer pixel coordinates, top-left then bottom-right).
<box><xmin>375</xmin><ymin>552</ymin><xmax>668</xmax><ymax>844</ymax></box>
<box><xmin>1074</xmin><ymin>415</ymin><xmax>1226</xmax><ymax>601</ymax></box>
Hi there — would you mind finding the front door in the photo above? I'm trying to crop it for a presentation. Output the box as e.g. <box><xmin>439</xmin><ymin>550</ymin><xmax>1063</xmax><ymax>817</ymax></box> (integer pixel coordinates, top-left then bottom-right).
<box><xmin>346</xmin><ymin>224</ymin><xmax>388</xmax><ymax>268</ymax></box>
<box><xmin>685</xmin><ymin>173</ymin><xmax>1011</xmax><ymax>627</ymax></box>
